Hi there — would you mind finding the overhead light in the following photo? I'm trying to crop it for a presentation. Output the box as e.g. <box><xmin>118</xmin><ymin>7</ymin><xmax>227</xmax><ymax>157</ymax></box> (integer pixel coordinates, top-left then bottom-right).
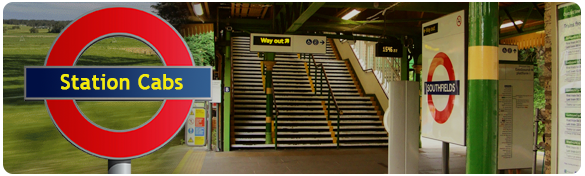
<box><xmin>193</xmin><ymin>3</ymin><xmax>204</xmax><ymax>16</ymax></box>
<box><xmin>342</xmin><ymin>9</ymin><xmax>361</xmax><ymax>20</ymax></box>
<box><xmin>500</xmin><ymin>20</ymin><xmax>523</xmax><ymax>29</ymax></box>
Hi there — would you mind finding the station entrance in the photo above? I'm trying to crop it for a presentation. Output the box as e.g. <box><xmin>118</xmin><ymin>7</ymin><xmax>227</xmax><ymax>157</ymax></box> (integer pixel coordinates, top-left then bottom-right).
<box><xmin>172</xmin><ymin>2</ymin><xmax>579</xmax><ymax>174</ymax></box>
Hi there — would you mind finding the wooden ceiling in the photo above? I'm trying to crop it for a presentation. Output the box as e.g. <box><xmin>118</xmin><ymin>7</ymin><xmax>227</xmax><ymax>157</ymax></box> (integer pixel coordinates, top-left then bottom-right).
<box><xmin>231</xmin><ymin>3</ymin><xmax>270</xmax><ymax>18</ymax></box>
<box><xmin>185</xmin><ymin>2</ymin><xmax>545</xmax><ymax>38</ymax></box>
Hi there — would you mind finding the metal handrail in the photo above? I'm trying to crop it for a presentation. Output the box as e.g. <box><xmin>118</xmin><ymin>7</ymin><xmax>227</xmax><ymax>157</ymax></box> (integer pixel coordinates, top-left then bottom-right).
<box><xmin>271</xmin><ymin>81</ymin><xmax>279</xmax><ymax>149</ymax></box>
<box><xmin>308</xmin><ymin>54</ymin><xmax>342</xmax><ymax>148</ymax></box>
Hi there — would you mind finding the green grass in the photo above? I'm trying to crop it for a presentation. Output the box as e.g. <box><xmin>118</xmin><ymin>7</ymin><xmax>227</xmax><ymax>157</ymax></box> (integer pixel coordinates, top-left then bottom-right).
<box><xmin>3</xmin><ymin>26</ymin><xmax>185</xmax><ymax>173</ymax></box>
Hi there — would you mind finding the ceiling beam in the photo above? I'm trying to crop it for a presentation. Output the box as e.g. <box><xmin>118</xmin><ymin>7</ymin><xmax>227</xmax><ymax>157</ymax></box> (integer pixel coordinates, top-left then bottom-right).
<box><xmin>335</xmin><ymin>7</ymin><xmax>352</xmax><ymax>18</ymax></box>
<box><xmin>500</xmin><ymin>24</ymin><xmax>544</xmax><ymax>39</ymax></box>
<box><xmin>260</xmin><ymin>5</ymin><xmax>270</xmax><ymax>19</ymax></box>
<box><xmin>532</xmin><ymin>2</ymin><xmax>544</xmax><ymax>17</ymax></box>
<box><xmin>503</xmin><ymin>7</ymin><xmax>523</xmax><ymax>33</ymax></box>
<box><xmin>284</xmin><ymin>2</ymin><xmax>323</xmax><ymax>33</ymax></box>
<box><xmin>186</xmin><ymin>2</ymin><xmax>196</xmax><ymax>16</ymax></box>
<box><xmin>299</xmin><ymin>23</ymin><xmax>419</xmax><ymax>36</ymax></box>
<box><xmin>500</xmin><ymin>9</ymin><xmax>543</xmax><ymax>23</ymax></box>
<box><xmin>313</xmin><ymin>13</ymin><xmax>361</xmax><ymax>25</ymax></box>
<box><xmin>231</xmin><ymin>3</ymin><xmax>234</xmax><ymax>17</ymax></box>
<box><xmin>243</xmin><ymin>2</ymin><xmax>287</xmax><ymax>5</ymax></box>
<box><xmin>203</xmin><ymin>2</ymin><xmax>210</xmax><ymax>18</ymax></box>
<box><xmin>299</xmin><ymin>33</ymin><xmax>400</xmax><ymax>42</ymax></box>
<box><xmin>498</xmin><ymin>2</ymin><xmax>544</xmax><ymax>21</ymax></box>
<box><xmin>356</xmin><ymin>18</ymin><xmax>434</xmax><ymax>23</ymax></box>
<box><xmin>323</xmin><ymin>2</ymin><xmax>468</xmax><ymax>14</ymax></box>
<box><xmin>221</xmin><ymin>19</ymin><xmax>272</xmax><ymax>25</ymax></box>
<box><xmin>498</xmin><ymin>2</ymin><xmax>534</xmax><ymax>15</ymax></box>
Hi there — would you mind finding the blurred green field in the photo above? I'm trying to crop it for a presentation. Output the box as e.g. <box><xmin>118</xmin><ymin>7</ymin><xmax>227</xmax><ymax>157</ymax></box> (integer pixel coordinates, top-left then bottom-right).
<box><xmin>3</xmin><ymin>24</ymin><xmax>184</xmax><ymax>173</ymax></box>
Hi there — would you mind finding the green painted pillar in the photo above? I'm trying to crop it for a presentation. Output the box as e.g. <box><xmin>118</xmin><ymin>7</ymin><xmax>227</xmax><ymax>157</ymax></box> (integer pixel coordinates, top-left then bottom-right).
<box><xmin>467</xmin><ymin>2</ymin><xmax>499</xmax><ymax>174</ymax></box>
<box><xmin>222</xmin><ymin>30</ymin><xmax>232</xmax><ymax>151</ymax></box>
<box><xmin>264</xmin><ymin>52</ymin><xmax>276</xmax><ymax>144</ymax></box>
<box><xmin>401</xmin><ymin>37</ymin><xmax>409</xmax><ymax>81</ymax></box>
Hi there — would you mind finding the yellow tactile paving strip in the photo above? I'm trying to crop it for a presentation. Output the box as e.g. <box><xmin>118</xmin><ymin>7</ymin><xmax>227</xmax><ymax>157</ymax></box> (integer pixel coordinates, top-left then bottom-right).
<box><xmin>173</xmin><ymin>148</ymin><xmax>206</xmax><ymax>174</ymax></box>
<box><xmin>304</xmin><ymin>62</ymin><xmax>315</xmax><ymax>92</ymax></box>
<box><xmin>321</xmin><ymin>101</ymin><xmax>337</xmax><ymax>143</ymax></box>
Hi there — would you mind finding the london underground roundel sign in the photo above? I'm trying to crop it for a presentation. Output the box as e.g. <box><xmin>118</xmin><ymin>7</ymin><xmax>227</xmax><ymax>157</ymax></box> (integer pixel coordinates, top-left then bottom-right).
<box><xmin>37</xmin><ymin>7</ymin><xmax>207</xmax><ymax>160</ymax></box>
<box><xmin>421</xmin><ymin>9</ymin><xmax>465</xmax><ymax>146</ymax></box>
<box><xmin>425</xmin><ymin>52</ymin><xmax>459</xmax><ymax>124</ymax></box>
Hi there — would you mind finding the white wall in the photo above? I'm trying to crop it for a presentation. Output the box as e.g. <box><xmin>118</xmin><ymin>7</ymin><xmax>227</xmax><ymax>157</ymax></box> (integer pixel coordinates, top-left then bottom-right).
<box><xmin>333</xmin><ymin>39</ymin><xmax>389</xmax><ymax>109</ymax></box>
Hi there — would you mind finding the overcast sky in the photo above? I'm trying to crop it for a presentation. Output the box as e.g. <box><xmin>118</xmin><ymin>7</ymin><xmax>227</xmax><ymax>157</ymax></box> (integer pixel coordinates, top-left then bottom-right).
<box><xmin>3</xmin><ymin>2</ymin><xmax>157</xmax><ymax>21</ymax></box>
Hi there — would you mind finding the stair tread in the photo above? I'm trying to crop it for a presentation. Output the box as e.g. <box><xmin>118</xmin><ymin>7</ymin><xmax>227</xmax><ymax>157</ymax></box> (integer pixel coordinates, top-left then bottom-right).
<box><xmin>234</xmin><ymin>131</ymin><xmax>387</xmax><ymax>135</ymax></box>
<box><xmin>235</xmin><ymin>125</ymin><xmax>384</xmax><ymax>129</ymax></box>
<box><xmin>231</xmin><ymin>37</ymin><xmax>386</xmax><ymax>149</ymax></box>
<box><xmin>235</xmin><ymin>120</ymin><xmax>382</xmax><ymax>124</ymax></box>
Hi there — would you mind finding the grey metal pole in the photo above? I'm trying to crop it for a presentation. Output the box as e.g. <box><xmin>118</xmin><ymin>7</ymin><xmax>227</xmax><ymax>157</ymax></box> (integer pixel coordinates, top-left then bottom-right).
<box><xmin>532</xmin><ymin>110</ymin><xmax>541</xmax><ymax>174</ymax></box>
<box><xmin>442</xmin><ymin>142</ymin><xmax>449</xmax><ymax>174</ymax></box>
<box><xmin>206</xmin><ymin>102</ymin><xmax>212</xmax><ymax>151</ymax></box>
<box><xmin>215</xmin><ymin>104</ymin><xmax>221</xmax><ymax>151</ymax></box>
<box><xmin>108</xmin><ymin>159</ymin><xmax>130</xmax><ymax>174</ymax></box>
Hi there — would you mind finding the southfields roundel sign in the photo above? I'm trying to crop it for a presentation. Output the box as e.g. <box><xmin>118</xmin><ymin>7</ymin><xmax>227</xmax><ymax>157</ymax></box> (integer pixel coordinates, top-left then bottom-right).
<box><xmin>44</xmin><ymin>7</ymin><xmax>194</xmax><ymax>159</ymax></box>
<box><xmin>425</xmin><ymin>52</ymin><xmax>460</xmax><ymax>124</ymax></box>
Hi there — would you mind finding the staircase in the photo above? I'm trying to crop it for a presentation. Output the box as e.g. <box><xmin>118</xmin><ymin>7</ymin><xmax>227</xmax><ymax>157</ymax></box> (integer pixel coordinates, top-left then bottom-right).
<box><xmin>230</xmin><ymin>36</ymin><xmax>388</xmax><ymax>149</ymax></box>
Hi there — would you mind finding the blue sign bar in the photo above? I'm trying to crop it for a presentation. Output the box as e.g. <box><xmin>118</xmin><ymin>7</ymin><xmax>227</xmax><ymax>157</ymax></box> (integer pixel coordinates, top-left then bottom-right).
<box><xmin>25</xmin><ymin>66</ymin><xmax>212</xmax><ymax>100</ymax></box>
<box><xmin>424</xmin><ymin>80</ymin><xmax>460</xmax><ymax>95</ymax></box>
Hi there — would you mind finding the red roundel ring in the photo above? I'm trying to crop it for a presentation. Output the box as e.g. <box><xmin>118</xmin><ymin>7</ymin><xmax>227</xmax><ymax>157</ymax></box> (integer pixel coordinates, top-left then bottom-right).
<box><xmin>44</xmin><ymin>7</ymin><xmax>193</xmax><ymax>159</ymax></box>
<box><xmin>427</xmin><ymin>52</ymin><xmax>456</xmax><ymax>124</ymax></box>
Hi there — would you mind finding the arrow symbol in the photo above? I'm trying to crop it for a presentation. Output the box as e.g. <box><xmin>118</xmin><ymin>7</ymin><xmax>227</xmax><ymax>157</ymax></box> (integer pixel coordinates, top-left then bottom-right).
<box><xmin>320</xmin><ymin>40</ymin><xmax>325</xmax><ymax>45</ymax></box>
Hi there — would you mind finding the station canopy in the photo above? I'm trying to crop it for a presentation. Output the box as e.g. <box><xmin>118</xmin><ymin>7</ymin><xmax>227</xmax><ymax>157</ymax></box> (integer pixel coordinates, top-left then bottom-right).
<box><xmin>180</xmin><ymin>2</ymin><xmax>544</xmax><ymax>42</ymax></box>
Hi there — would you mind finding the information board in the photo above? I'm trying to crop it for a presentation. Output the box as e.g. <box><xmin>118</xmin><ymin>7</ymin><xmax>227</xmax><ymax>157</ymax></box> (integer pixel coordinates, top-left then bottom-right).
<box><xmin>497</xmin><ymin>64</ymin><xmax>534</xmax><ymax>170</ymax></box>
<box><xmin>375</xmin><ymin>40</ymin><xmax>403</xmax><ymax>57</ymax></box>
<box><xmin>211</xmin><ymin>80</ymin><xmax>221</xmax><ymax>103</ymax></box>
<box><xmin>194</xmin><ymin>108</ymin><xmax>206</xmax><ymax>145</ymax></box>
<box><xmin>186</xmin><ymin>103</ymin><xmax>207</xmax><ymax>146</ymax></box>
<box><xmin>499</xmin><ymin>45</ymin><xmax>519</xmax><ymax>61</ymax></box>
<box><xmin>421</xmin><ymin>10</ymin><xmax>466</xmax><ymax>145</ymax></box>
<box><xmin>250</xmin><ymin>33</ymin><xmax>326</xmax><ymax>54</ymax></box>
<box><xmin>556</xmin><ymin>3</ymin><xmax>581</xmax><ymax>174</ymax></box>
<box><xmin>185</xmin><ymin>108</ymin><xmax>196</xmax><ymax>146</ymax></box>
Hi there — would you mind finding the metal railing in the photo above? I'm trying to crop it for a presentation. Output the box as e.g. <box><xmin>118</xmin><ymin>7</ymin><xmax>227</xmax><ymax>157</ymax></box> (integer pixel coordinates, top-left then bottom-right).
<box><xmin>272</xmin><ymin>81</ymin><xmax>279</xmax><ymax>149</ymax></box>
<box><xmin>373</xmin><ymin>57</ymin><xmax>401</xmax><ymax>94</ymax></box>
<box><xmin>306</xmin><ymin>54</ymin><xmax>343</xmax><ymax>148</ymax></box>
<box><xmin>349</xmin><ymin>40</ymin><xmax>401</xmax><ymax>96</ymax></box>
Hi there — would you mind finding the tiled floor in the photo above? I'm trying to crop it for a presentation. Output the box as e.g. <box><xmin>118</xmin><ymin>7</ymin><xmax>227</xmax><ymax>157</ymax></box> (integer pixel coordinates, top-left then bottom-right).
<box><xmin>167</xmin><ymin>138</ymin><xmax>544</xmax><ymax>174</ymax></box>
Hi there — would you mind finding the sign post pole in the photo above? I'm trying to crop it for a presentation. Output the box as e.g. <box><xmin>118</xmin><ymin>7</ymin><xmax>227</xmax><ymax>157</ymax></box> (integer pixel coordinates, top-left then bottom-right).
<box><xmin>108</xmin><ymin>160</ymin><xmax>131</xmax><ymax>174</ymax></box>
<box><xmin>207</xmin><ymin>102</ymin><xmax>212</xmax><ymax>151</ymax></box>
<box><xmin>467</xmin><ymin>2</ymin><xmax>499</xmax><ymax>174</ymax></box>
<box><xmin>442</xmin><ymin>142</ymin><xmax>449</xmax><ymax>174</ymax></box>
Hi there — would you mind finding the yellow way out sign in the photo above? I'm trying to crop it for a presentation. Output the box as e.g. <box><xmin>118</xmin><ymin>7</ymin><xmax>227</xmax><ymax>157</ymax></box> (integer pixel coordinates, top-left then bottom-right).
<box><xmin>250</xmin><ymin>33</ymin><xmax>326</xmax><ymax>54</ymax></box>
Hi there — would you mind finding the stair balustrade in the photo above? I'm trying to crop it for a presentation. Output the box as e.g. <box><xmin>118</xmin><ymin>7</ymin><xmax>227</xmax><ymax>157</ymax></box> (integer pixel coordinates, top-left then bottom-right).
<box><xmin>308</xmin><ymin>54</ymin><xmax>343</xmax><ymax>148</ymax></box>
<box><xmin>272</xmin><ymin>81</ymin><xmax>279</xmax><ymax>149</ymax></box>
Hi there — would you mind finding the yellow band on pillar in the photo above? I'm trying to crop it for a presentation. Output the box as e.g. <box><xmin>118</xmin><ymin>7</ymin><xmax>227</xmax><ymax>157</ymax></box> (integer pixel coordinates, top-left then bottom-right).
<box><xmin>266</xmin><ymin>117</ymin><xmax>272</xmax><ymax>123</ymax></box>
<box><xmin>264</xmin><ymin>61</ymin><xmax>276</xmax><ymax>71</ymax></box>
<box><xmin>266</xmin><ymin>88</ymin><xmax>273</xmax><ymax>94</ymax></box>
<box><xmin>468</xmin><ymin>46</ymin><xmax>499</xmax><ymax>80</ymax></box>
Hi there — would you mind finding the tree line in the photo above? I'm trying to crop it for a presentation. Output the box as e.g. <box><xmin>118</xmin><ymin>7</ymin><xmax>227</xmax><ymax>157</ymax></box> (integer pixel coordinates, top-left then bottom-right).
<box><xmin>3</xmin><ymin>19</ymin><xmax>70</xmax><ymax>33</ymax></box>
